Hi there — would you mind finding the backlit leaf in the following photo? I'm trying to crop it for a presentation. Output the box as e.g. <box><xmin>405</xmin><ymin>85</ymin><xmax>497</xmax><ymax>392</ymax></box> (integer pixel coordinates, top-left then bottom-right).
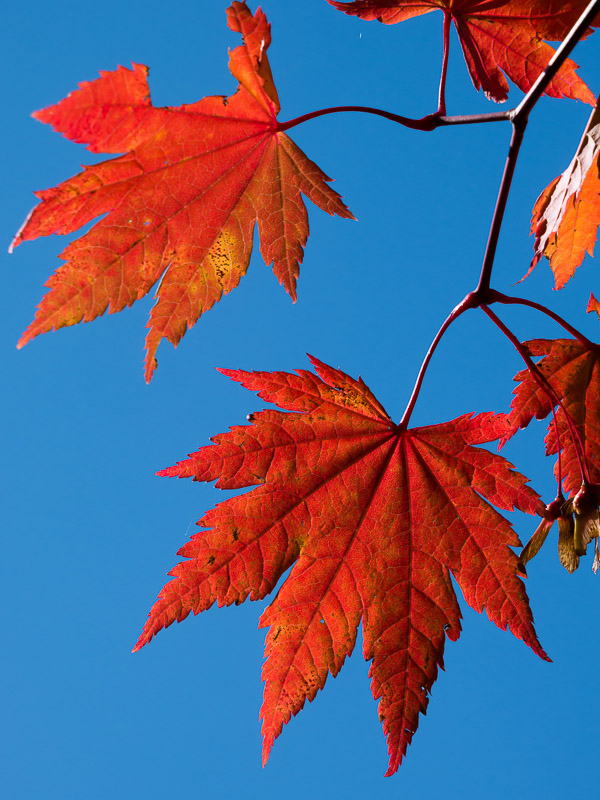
<box><xmin>11</xmin><ymin>3</ymin><xmax>353</xmax><ymax>380</ymax></box>
<box><xmin>135</xmin><ymin>356</ymin><xmax>547</xmax><ymax>774</ymax></box>
<box><xmin>529</xmin><ymin>100</ymin><xmax>600</xmax><ymax>290</ymax></box>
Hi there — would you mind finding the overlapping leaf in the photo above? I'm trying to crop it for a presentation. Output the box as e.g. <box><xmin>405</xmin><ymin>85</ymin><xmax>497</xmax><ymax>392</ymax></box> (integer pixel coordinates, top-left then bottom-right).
<box><xmin>503</xmin><ymin>338</ymin><xmax>600</xmax><ymax>494</ymax></box>
<box><xmin>529</xmin><ymin>100</ymin><xmax>600</xmax><ymax>292</ymax></box>
<box><xmin>328</xmin><ymin>1</ymin><xmax>597</xmax><ymax>103</ymax></box>
<box><xmin>135</xmin><ymin>356</ymin><xmax>547</xmax><ymax>774</ymax></box>
<box><xmin>11</xmin><ymin>2</ymin><xmax>352</xmax><ymax>381</ymax></box>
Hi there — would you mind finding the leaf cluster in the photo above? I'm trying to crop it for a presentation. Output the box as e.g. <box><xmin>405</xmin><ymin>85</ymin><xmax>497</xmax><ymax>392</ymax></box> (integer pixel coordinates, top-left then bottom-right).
<box><xmin>11</xmin><ymin>0</ymin><xmax>600</xmax><ymax>777</ymax></box>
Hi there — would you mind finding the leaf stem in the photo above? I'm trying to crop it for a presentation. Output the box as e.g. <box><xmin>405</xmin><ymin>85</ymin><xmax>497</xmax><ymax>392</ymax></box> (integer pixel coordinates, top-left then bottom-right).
<box><xmin>276</xmin><ymin>106</ymin><xmax>510</xmax><ymax>134</ymax></box>
<box><xmin>551</xmin><ymin>405</ymin><xmax>563</xmax><ymax>490</ymax></box>
<box><xmin>398</xmin><ymin>294</ymin><xmax>474</xmax><ymax>429</ymax></box>
<box><xmin>488</xmin><ymin>291</ymin><xmax>596</xmax><ymax>348</ymax></box>
<box><xmin>437</xmin><ymin>12</ymin><xmax>451</xmax><ymax>116</ymax></box>
<box><xmin>481</xmin><ymin>305</ymin><xmax>588</xmax><ymax>485</ymax></box>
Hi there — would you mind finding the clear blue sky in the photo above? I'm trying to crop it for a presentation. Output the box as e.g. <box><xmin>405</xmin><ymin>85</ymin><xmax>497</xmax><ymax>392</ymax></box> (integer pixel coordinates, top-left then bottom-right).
<box><xmin>3</xmin><ymin>2</ymin><xmax>599</xmax><ymax>798</ymax></box>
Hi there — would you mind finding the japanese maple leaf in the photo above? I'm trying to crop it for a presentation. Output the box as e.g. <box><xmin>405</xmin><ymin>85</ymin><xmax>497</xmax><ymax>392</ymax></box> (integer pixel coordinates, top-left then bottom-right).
<box><xmin>529</xmin><ymin>100</ymin><xmax>600</xmax><ymax>292</ymax></box>
<box><xmin>327</xmin><ymin>1</ymin><xmax>597</xmax><ymax>104</ymax></box>
<box><xmin>134</xmin><ymin>356</ymin><xmax>547</xmax><ymax>775</ymax></box>
<box><xmin>502</xmin><ymin>338</ymin><xmax>600</xmax><ymax>494</ymax></box>
<box><xmin>11</xmin><ymin>3</ymin><xmax>353</xmax><ymax>381</ymax></box>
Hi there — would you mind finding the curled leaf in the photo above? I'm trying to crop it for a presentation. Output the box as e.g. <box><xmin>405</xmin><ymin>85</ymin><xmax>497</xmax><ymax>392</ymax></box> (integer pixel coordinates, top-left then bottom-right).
<box><xmin>529</xmin><ymin>100</ymin><xmax>600</xmax><ymax>289</ymax></box>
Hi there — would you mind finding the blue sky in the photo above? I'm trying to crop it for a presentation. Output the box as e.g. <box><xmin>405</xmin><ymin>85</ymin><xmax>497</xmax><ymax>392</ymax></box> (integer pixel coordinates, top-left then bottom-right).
<box><xmin>3</xmin><ymin>2</ymin><xmax>600</xmax><ymax>798</ymax></box>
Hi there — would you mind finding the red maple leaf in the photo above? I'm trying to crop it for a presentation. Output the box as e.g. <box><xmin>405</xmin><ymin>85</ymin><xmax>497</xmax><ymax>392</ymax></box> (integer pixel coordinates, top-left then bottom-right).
<box><xmin>529</xmin><ymin>100</ymin><xmax>600</xmax><ymax>292</ymax></box>
<box><xmin>134</xmin><ymin>356</ymin><xmax>548</xmax><ymax>775</ymax></box>
<box><xmin>11</xmin><ymin>2</ymin><xmax>353</xmax><ymax>381</ymax></box>
<box><xmin>503</xmin><ymin>338</ymin><xmax>600</xmax><ymax>494</ymax></box>
<box><xmin>328</xmin><ymin>1</ymin><xmax>597</xmax><ymax>104</ymax></box>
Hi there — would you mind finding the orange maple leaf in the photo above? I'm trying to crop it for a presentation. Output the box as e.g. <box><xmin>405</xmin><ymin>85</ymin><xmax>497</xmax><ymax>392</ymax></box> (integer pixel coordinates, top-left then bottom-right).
<box><xmin>11</xmin><ymin>2</ymin><xmax>353</xmax><ymax>381</ymax></box>
<box><xmin>529</xmin><ymin>100</ymin><xmax>600</xmax><ymax>292</ymax></box>
<box><xmin>328</xmin><ymin>0</ymin><xmax>597</xmax><ymax>103</ymax></box>
<box><xmin>503</xmin><ymin>338</ymin><xmax>600</xmax><ymax>494</ymax></box>
<box><xmin>134</xmin><ymin>356</ymin><xmax>548</xmax><ymax>775</ymax></box>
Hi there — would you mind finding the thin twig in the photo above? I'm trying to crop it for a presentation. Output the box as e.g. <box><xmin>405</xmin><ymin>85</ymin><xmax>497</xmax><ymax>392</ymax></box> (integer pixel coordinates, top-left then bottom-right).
<box><xmin>276</xmin><ymin>106</ymin><xmax>510</xmax><ymax>134</ymax></box>
<box><xmin>475</xmin><ymin>123</ymin><xmax>525</xmax><ymax>294</ymax></box>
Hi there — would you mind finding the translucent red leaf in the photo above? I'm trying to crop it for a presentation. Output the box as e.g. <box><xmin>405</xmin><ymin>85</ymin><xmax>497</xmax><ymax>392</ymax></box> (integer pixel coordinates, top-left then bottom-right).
<box><xmin>503</xmin><ymin>338</ymin><xmax>600</xmax><ymax>494</ymax></box>
<box><xmin>135</xmin><ymin>356</ymin><xmax>547</xmax><ymax>774</ymax></box>
<box><xmin>529</xmin><ymin>100</ymin><xmax>600</xmax><ymax>289</ymax></box>
<box><xmin>11</xmin><ymin>3</ymin><xmax>353</xmax><ymax>381</ymax></box>
<box><xmin>328</xmin><ymin>1</ymin><xmax>597</xmax><ymax>103</ymax></box>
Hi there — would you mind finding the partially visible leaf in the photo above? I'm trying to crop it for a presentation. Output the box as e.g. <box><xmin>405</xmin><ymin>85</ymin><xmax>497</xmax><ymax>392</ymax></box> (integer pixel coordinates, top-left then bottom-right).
<box><xmin>588</xmin><ymin>292</ymin><xmax>600</xmax><ymax>315</ymax></box>
<box><xmin>328</xmin><ymin>1</ymin><xmax>597</xmax><ymax>104</ymax></box>
<box><xmin>519</xmin><ymin>517</ymin><xmax>553</xmax><ymax>570</ymax></box>
<box><xmin>11</xmin><ymin>2</ymin><xmax>353</xmax><ymax>381</ymax></box>
<box><xmin>503</xmin><ymin>338</ymin><xmax>600</xmax><ymax>494</ymax></box>
<box><xmin>518</xmin><ymin>500</ymin><xmax>580</xmax><ymax>574</ymax></box>
<box><xmin>135</xmin><ymin>356</ymin><xmax>547</xmax><ymax>775</ymax></box>
<box><xmin>530</xmin><ymin>100</ymin><xmax>600</xmax><ymax>289</ymax></box>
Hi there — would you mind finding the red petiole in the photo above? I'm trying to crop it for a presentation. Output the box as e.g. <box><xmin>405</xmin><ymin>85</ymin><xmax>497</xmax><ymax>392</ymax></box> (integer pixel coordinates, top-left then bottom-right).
<box><xmin>481</xmin><ymin>305</ymin><xmax>588</xmax><ymax>486</ymax></box>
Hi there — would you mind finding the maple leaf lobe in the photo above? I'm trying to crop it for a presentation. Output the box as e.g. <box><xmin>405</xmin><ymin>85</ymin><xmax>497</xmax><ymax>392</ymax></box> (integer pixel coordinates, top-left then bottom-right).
<box><xmin>136</xmin><ymin>357</ymin><xmax>547</xmax><ymax>774</ymax></box>
<box><xmin>12</xmin><ymin>3</ymin><xmax>352</xmax><ymax>380</ymax></box>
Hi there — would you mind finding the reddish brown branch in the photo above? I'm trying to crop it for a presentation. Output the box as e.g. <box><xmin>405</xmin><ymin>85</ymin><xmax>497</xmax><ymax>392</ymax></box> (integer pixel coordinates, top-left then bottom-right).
<box><xmin>277</xmin><ymin>106</ymin><xmax>510</xmax><ymax>134</ymax></box>
<box><xmin>475</xmin><ymin>124</ymin><xmax>525</xmax><ymax>295</ymax></box>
